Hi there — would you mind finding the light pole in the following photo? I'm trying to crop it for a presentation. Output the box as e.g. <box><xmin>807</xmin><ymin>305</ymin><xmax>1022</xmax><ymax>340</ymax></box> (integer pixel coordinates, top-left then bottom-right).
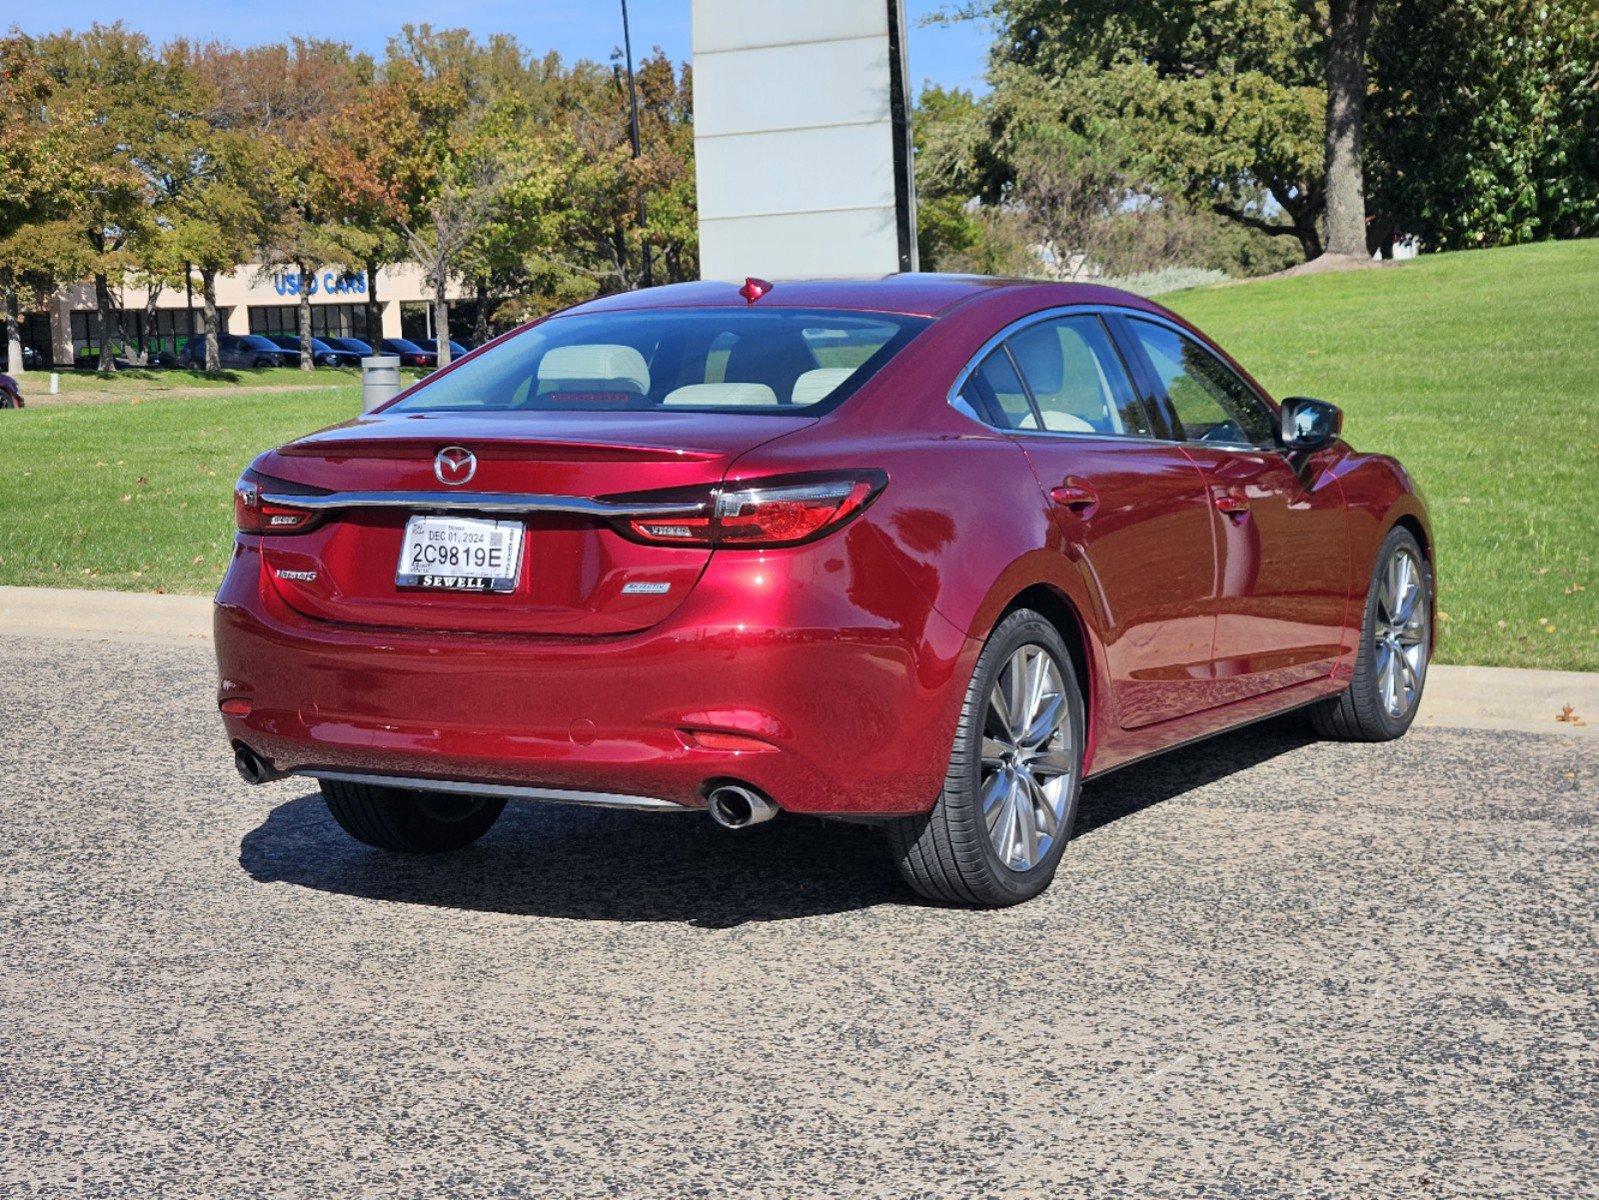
<box><xmin>620</xmin><ymin>0</ymin><xmax>652</xmax><ymax>288</ymax></box>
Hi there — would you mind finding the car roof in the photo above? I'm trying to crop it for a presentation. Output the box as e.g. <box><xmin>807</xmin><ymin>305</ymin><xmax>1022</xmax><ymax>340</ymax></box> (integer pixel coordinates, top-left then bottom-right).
<box><xmin>562</xmin><ymin>273</ymin><xmax>1165</xmax><ymax>320</ymax></box>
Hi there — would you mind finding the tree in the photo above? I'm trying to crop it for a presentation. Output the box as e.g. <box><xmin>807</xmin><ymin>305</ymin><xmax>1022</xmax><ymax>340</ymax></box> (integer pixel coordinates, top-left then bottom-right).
<box><xmin>360</xmin><ymin>29</ymin><xmax>559</xmax><ymax>365</ymax></box>
<box><xmin>154</xmin><ymin>41</ymin><xmax>285</xmax><ymax>373</ymax></box>
<box><xmin>984</xmin><ymin>0</ymin><xmax>1330</xmax><ymax>260</ymax></box>
<box><xmin>37</xmin><ymin>24</ymin><xmax>170</xmax><ymax>371</ymax></box>
<box><xmin>196</xmin><ymin>38</ymin><xmax>371</xmax><ymax>370</ymax></box>
<box><xmin>0</xmin><ymin>35</ymin><xmax>94</xmax><ymax>374</ymax></box>
<box><xmin>1369</xmin><ymin>0</ymin><xmax>1599</xmax><ymax>249</ymax></box>
<box><xmin>1319</xmin><ymin>0</ymin><xmax>1375</xmax><ymax>259</ymax></box>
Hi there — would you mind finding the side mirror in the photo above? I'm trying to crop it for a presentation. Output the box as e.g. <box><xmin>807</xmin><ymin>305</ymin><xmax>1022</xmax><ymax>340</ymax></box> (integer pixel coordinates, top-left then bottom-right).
<box><xmin>1281</xmin><ymin>396</ymin><xmax>1342</xmax><ymax>452</ymax></box>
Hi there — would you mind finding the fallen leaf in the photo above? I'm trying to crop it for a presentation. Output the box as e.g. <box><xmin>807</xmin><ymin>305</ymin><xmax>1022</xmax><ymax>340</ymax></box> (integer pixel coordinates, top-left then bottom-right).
<box><xmin>1556</xmin><ymin>704</ymin><xmax>1586</xmax><ymax>726</ymax></box>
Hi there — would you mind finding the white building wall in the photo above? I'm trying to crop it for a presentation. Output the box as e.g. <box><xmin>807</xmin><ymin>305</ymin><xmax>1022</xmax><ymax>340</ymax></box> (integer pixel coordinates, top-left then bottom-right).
<box><xmin>692</xmin><ymin>0</ymin><xmax>915</xmax><ymax>281</ymax></box>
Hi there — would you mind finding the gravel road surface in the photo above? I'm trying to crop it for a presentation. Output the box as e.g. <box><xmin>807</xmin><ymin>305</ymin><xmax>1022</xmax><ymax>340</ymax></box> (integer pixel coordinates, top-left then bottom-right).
<box><xmin>2</xmin><ymin>634</ymin><xmax>1594</xmax><ymax>1198</ymax></box>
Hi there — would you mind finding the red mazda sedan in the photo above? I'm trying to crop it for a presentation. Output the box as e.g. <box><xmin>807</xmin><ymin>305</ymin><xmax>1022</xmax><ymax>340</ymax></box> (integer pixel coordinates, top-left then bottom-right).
<box><xmin>217</xmin><ymin>275</ymin><xmax>1432</xmax><ymax>906</ymax></box>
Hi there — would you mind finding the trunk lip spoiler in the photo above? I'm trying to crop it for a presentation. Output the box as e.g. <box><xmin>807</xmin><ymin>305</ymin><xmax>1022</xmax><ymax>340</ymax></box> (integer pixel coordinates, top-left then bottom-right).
<box><xmin>259</xmin><ymin>490</ymin><xmax>708</xmax><ymax>519</ymax></box>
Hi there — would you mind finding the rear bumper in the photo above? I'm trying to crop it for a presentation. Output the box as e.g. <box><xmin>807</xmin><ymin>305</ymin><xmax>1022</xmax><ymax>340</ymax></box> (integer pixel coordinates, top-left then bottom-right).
<box><xmin>214</xmin><ymin>528</ymin><xmax>978</xmax><ymax>815</ymax></box>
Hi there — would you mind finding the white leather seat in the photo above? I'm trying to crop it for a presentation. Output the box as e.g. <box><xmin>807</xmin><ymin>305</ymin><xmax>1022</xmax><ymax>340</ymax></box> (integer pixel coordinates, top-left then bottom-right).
<box><xmin>790</xmin><ymin>367</ymin><xmax>854</xmax><ymax>407</ymax></box>
<box><xmin>661</xmin><ymin>382</ymin><xmax>779</xmax><ymax>407</ymax></box>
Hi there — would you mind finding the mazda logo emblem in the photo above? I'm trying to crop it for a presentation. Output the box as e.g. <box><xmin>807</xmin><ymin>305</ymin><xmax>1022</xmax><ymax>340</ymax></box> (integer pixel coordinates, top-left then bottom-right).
<box><xmin>434</xmin><ymin>446</ymin><xmax>477</xmax><ymax>486</ymax></box>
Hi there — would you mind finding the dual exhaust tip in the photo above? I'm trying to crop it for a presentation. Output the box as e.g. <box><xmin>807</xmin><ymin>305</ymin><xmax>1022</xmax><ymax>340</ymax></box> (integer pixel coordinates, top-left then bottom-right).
<box><xmin>706</xmin><ymin>783</ymin><xmax>778</xmax><ymax>829</ymax></box>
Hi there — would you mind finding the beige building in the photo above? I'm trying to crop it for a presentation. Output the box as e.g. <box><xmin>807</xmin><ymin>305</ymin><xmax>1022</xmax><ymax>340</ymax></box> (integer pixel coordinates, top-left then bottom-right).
<box><xmin>21</xmin><ymin>262</ymin><xmax>468</xmax><ymax>366</ymax></box>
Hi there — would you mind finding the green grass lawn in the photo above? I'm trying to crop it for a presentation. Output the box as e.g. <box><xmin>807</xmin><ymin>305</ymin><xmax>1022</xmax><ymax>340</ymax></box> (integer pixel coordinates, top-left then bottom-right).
<box><xmin>1</xmin><ymin>240</ymin><xmax>1595</xmax><ymax>670</ymax></box>
<box><xmin>1166</xmin><ymin>239</ymin><xmax>1598</xmax><ymax>671</ymax></box>
<box><xmin>0</xmin><ymin>388</ymin><xmax>357</xmax><ymax>592</ymax></box>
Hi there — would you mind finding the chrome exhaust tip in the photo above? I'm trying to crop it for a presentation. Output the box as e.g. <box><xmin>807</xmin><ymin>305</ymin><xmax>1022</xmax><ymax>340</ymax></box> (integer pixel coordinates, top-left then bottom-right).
<box><xmin>706</xmin><ymin>783</ymin><xmax>778</xmax><ymax>829</ymax></box>
<box><xmin>233</xmin><ymin>743</ymin><xmax>283</xmax><ymax>786</ymax></box>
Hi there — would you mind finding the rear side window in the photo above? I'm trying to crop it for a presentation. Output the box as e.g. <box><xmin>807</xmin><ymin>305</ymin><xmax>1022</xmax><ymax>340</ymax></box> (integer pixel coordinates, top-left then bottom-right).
<box><xmin>960</xmin><ymin>348</ymin><xmax>1039</xmax><ymax>431</ymax></box>
<box><xmin>391</xmin><ymin>308</ymin><xmax>928</xmax><ymax>416</ymax></box>
<box><xmin>1005</xmin><ymin>316</ymin><xmax>1151</xmax><ymax>437</ymax></box>
<box><xmin>1128</xmin><ymin>319</ymin><xmax>1276</xmax><ymax>447</ymax></box>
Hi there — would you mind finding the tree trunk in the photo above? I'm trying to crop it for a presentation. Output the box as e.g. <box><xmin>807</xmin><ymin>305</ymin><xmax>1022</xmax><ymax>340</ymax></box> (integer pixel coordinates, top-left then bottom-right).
<box><xmin>1323</xmin><ymin>0</ymin><xmax>1373</xmax><ymax>260</ymax></box>
<box><xmin>365</xmin><ymin>257</ymin><xmax>381</xmax><ymax>356</ymax></box>
<box><xmin>139</xmin><ymin>281</ymin><xmax>164</xmax><ymax>367</ymax></box>
<box><xmin>201</xmin><ymin>269</ymin><xmax>221</xmax><ymax>374</ymax></box>
<box><xmin>3</xmin><ymin>277</ymin><xmax>25</xmax><ymax>378</ymax></box>
<box><xmin>471</xmin><ymin>277</ymin><xmax>490</xmax><ymax>347</ymax></box>
<box><xmin>93</xmin><ymin>273</ymin><xmax>118</xmax><ymax>374</ymax></box>
<box><xmin>297</xmin><ymin>262</ymin><xmax>315</xmax><ymax>371</ymax></box>
<box><xmin>433</xmin><ymin>271</ymin><xmax>452</xmax><ymax>368</ymax></box>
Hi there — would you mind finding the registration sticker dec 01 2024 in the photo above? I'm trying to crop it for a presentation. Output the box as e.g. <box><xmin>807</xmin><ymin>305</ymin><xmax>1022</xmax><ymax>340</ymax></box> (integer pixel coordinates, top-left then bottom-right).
<box><xmin>395</xmin><ymin>515</ymin><xmax>525</xmax><ymax>593</ymax></box>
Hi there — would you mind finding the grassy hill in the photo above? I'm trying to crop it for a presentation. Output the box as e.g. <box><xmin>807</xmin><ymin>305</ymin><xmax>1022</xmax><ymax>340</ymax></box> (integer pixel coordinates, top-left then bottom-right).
<box><xmin>1</xmin><ymin>240</ymin><xmax>1594</xmax><ymax>671</ymax></box>
<box><xmin>1166</xmin><ymin>239</ymin><xmax>1598</xmax><ymax>672</ymax></box>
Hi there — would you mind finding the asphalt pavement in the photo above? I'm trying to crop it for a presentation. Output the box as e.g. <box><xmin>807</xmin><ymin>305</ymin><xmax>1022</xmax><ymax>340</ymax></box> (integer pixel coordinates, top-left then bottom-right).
<box><xmin>2</xmin><ymin>631</ymin><xmax>1594</xmax><ymax>1198</ymax></box>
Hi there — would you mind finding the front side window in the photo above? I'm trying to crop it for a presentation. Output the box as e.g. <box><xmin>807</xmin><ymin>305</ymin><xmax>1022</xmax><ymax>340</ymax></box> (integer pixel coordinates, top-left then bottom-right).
<box><xmin>1128</xmin><ymin>319</ymin><xmax>1276</xmax><ymax>447</ymax></box>
<box><xmin>1005</xmin><ymin>315</ymin><xmax>1151</xmax><ymax>437</ymax></box>
<box><xmin>389</xmin><ymin>308</ymin><xmax>928</xmax><ymax>416</ymax></box>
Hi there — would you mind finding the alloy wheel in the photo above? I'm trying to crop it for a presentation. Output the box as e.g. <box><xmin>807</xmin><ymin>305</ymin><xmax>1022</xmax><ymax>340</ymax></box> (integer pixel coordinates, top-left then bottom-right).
<box><xmin>981</xmin><ymin>644</ymin><xmax>1075</xmax><ymax>872</ymax></box>
<box><xmin>1373</xmin><ymin>545</ymin><xmax>1429</xmax><ymax>718</ymax></box>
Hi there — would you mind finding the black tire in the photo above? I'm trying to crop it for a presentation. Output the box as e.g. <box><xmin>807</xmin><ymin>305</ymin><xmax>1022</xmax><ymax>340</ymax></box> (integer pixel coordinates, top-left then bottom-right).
<box><xmin>887</xmin><ymin>608</ymin><xmax>1085</xmax><ymax>907</ymax></box>
<box><xmin>1310</xmin><ymin>526</ymin><xmax>1432</xmax><ymax>741</ymax></box>
<box><xmin>320</xmin><ymin>778</ymin><xmax>506</xmax><ymax>853</ymax></box>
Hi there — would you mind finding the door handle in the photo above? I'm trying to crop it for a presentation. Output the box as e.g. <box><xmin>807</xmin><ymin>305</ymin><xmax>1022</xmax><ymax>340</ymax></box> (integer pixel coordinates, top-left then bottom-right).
<box><xmin>1213</xmin><ymin>490</ymin><xmax>1250</xmax><ymax>517</ymax></box>
<box><xmin>1049</xmin><ymin>479</ymin><xmax>1099</xmax><ymax>512</ymax></box>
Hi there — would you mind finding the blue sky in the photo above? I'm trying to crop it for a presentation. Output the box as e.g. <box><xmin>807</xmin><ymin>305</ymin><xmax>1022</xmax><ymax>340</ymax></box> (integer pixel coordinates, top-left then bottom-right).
<box><xmin>4</xmin><ymin>1</ymin><xmax>995</xmax><ymax>94</ymax></box>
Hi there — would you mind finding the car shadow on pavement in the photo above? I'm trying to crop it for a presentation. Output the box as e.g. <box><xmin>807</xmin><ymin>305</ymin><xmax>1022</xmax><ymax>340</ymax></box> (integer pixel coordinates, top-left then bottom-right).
<box><xmin>237</xmin><ymin>717</ymin><xmax>1314</xmax><ymax>926</ymax></box>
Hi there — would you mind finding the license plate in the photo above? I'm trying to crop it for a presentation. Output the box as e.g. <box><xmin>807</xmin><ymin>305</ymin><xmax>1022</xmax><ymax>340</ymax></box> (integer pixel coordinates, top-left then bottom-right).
<box><xmin>396</xmin><ymin>515</ymin><xmax>524</xmax><ymax>593</ymax></box>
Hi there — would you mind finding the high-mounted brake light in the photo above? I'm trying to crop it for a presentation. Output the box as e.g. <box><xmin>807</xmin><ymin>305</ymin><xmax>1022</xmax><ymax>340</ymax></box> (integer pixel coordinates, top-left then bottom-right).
<box><xmin>234</xmin><ymin>468</ymin><xmax>320</xmax><ymax>534</ymax></box>
<box><xmin>620</xmin><ymin>472</ymin><xmax>885</xmax><ymax>548</ymax></box>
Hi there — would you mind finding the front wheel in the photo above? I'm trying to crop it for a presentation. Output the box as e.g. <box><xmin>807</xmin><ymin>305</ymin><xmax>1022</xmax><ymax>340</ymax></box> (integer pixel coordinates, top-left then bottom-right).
<box><xmin>320</xmin><ymin>778</ymin><xmax>506</xmax><ymax>853</ymax></box>
<box><xmin>1310</xmin><ymin>526</ymin><xmax>1432</xmax><ymax>741</ymax></box>
<box><xmin>888</xmin><ymin>609</ymin><xmax>1085</xmax><ymax>907</ymax></box>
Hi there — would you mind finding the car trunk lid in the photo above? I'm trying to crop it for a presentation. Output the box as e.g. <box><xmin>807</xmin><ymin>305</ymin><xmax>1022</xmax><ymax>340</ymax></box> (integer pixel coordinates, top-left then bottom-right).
<box><xmin>252</xmin><ymin>411</ymin><xmax>813</xmax><ymax>635</ymax></box>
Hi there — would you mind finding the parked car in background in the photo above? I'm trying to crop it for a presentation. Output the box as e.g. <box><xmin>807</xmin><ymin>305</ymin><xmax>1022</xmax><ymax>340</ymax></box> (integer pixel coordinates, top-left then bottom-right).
<box><xmin>322</xmin><ymin>337</ymin><xmax>374</xmax><ymax>361</ymax></box>
<box><xmin>417</xmin><ymin>338</ymin><xmax>471</xmax><ymax>362</ymax></box>
<box><xmin>0</xmin><ymin>372</ymin><xmax>23</xmax><ymax>408</ymax></box>
<box><xmin>218</xmin><ymin>274</ymin><xmax>1434</xmax><ymax>907</ymax></box>
<box><xmin>381</xmin><ymin>337</ymin><xmax>434</xmax><ymax>368</ymax></box>
<box><xmin>0</xmin><ymin>344</ymin><xmax>45</xmax><ymax>372</ymax></box>
<box><xmin>263</xmin><ymin>334</ymin><xmax>349</xmax><ymax>367</ymax></box>
<box><xmin>179</xmin><ymin>334</ymin><xmax>297</xmax><ymax>370</ymax></box>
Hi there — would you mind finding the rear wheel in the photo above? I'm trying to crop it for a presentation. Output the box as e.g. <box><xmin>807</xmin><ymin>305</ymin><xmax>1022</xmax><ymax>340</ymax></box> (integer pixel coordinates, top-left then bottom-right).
<box><xmin>888</xmin><ymin>609</ymin><xmax>1084</xmax><ymax>907</ymax></box>
<box><xmin>320</xmin><ymin>778</ymin><xmax>505</xmax><ymax>853</ymax></box>
<box><xmin>1311</xmin><ymin>526</ymin><xmax>1432</xmax><ymax>741</ymax></box>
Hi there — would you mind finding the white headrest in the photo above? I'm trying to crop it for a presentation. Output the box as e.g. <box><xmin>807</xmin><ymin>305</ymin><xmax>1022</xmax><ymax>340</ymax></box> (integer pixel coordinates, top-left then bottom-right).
<box><xmin>790</xmin><ymin>368</ymin><xmax>854</xmax><ymax>407</ymax></box>
<box><xmin>537</xmin><ymin>344</ymin><xmax>649</xmax><ymax>392</ymax></box>
<box><xmin>662</xmin><ymin>382</ymin><xmax>779</xmax><ymax>407</ymax></box>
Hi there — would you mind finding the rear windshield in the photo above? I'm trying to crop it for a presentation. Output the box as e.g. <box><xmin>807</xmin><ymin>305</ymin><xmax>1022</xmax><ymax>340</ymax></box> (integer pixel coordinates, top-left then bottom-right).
<box><xmin>388</xmin><ymin>308</ymin><xmax>929</xmax><ymax>416</ymax></box>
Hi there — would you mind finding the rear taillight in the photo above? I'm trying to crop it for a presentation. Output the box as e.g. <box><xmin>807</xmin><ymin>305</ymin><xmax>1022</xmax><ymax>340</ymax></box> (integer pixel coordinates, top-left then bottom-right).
<box><xmin>234</xmin><ymin>468</ymin><xmax>320</xmax><ymax>534</ymax></box>
<box><xmin>621</xmin><ymin>472</ymin><xmax>885</xmax><ymax>548</ymax></box>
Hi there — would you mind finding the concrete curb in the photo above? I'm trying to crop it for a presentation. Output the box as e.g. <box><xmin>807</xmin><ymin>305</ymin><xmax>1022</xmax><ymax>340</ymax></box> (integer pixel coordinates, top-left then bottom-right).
<box><xmin>2</xmin><ymin>584</ymin><xmax>1594</xmax><ymax>737</ymax></box>
<box><xmin>1</xmin><ymin>585</ymin><xmax>212</xmax><ymax>645</ymax></box>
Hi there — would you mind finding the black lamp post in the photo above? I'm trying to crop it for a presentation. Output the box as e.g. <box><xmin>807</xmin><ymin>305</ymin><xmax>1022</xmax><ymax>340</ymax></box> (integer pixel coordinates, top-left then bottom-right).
<box><xmin>620</xmin><ymin>0</ymin><xmax>652</xmax><ymax>288</ymax></box>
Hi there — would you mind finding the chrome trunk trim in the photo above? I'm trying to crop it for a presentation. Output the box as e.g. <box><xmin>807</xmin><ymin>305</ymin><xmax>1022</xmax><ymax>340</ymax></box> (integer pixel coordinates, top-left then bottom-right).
<box><xmin>260</xmin><ymin>491</ymin><xmax>707</xmax><ymax>518</ymax></box>
<box><xmin>300</xmin><ymin>770</ymin><xmax>695</xmax><ymax>813</ymax></box>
